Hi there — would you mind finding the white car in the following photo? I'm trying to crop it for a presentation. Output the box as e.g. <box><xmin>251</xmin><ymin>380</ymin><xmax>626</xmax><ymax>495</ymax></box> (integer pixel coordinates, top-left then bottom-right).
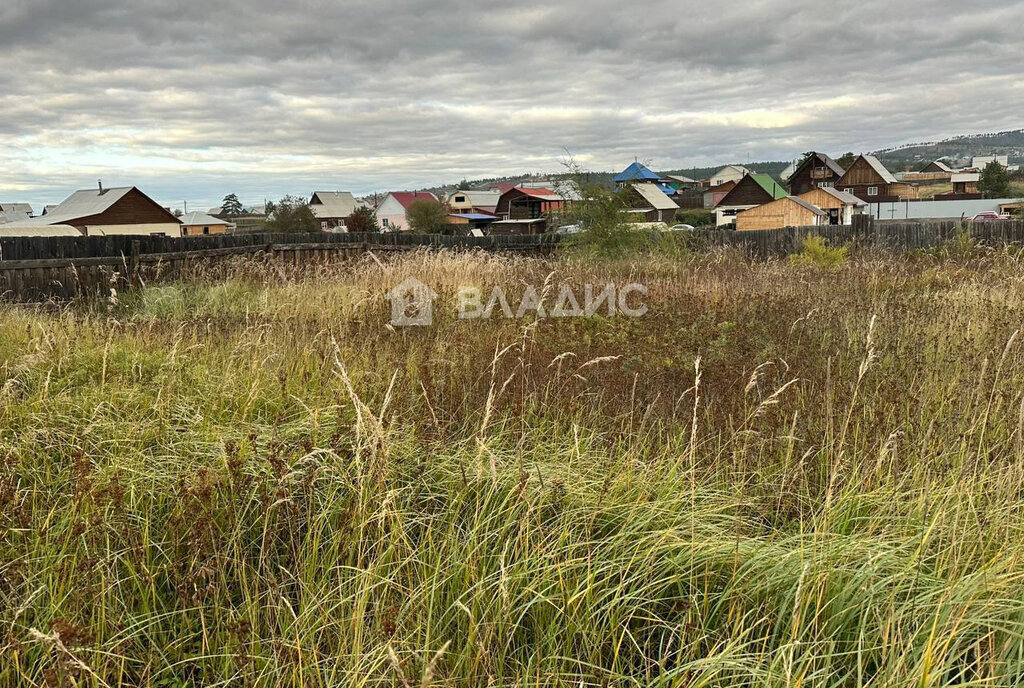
<box><xmin>554</xmin><ymin>224</ymin><xmax>583</xmax><ymax>235</ymax></box>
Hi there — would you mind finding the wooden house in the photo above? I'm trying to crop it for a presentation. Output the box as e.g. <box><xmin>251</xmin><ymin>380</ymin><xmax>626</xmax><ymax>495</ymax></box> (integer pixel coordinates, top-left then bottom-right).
<box><xmin>714</xmin><ymin>174</ymin><xmax>788</xmax><ymax>226</ymax></box>
<box><xmin>614</xmin><ymin>162</ymin><xmax>662</xmax><ymax>189</ymax></box>
<box><xmin>798</xmin><ymin>187</ymin><xmax>866</xmax><ymax>225</ymax></box>
<box><xmin>951</xmin><ymin>173</ymin><xmax>981</xmax><ymax>195</ymax></box>
<box><xmin>703</xmin><ymin>180</ymin><xmax>736</xmax><ymax>209</ymax></box>
<box><xmin>493</xmin><ymin>186</ymin><xmax>568</xmax><ymax>233</ymax></box>
<box><xmin>835</xmin><ymin>155</ymin><xmax>918</xmax><ymax>203</ymax></box>
<box><xmin>735</xmin><ymin>196</ymin><xmax>826</xmax><ymax>231</ymax></box>
<box><xmin>179</xmin><ymin>211</ymin><xmax>232</xmax><ymax>236</ymax></box>
<box><xmin>446</xmin><ymin>190</ymin><xmax>501</xmax><ymax>214</ymax></box>
<box><xmin>309</xmin><ymin>191</ymin><xmax>360</xmax><ymax>230</ymax></box>
<box><xmin>626</xmin><ymin>183</ymin><xmax>679</xmax><ymax>223</ymax></box>
<box><xmin>787</xmin><ymin>153</ymin><xmax>845</xmax><ymax>195</ymax></box>
<box><xmin>11</xmin><ymin>185</ymin><xmax>182</xmax><ymax>236</ymax></box>
<box><xmin>920</xmin><ymin>160</ymin><xmax>955</xmax><ymax>174</ymax></box>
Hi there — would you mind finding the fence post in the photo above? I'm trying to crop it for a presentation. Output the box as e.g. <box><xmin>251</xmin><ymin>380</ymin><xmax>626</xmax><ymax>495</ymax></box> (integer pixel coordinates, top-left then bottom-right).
<box><xmin>129</xmin><ymin>240</ymin><xmax>140</xmax><ymax>288</ymax></box>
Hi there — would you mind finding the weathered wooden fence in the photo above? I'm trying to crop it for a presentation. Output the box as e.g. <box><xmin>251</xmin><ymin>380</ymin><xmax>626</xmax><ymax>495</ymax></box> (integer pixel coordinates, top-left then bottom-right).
<box><xmin>2</xmin><ymin>220</ymin><xmax>1024</xmax><ymax>301</ymax></box>
<box><xmin>0</xmin><ymin>232</ymin><xmax>560</xmax><ymax>301</ymax></box>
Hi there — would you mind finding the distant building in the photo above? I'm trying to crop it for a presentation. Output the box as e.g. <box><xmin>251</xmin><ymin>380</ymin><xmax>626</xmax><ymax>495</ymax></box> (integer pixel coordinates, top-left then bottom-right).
<box><xmin>735</xmin><ymin>196</ymin><xmax>826</xmax><ymax>232</ymax></box>
<box><xmin>972</xmin><ymin>155</ymin><xmax>1009</xmax><ymax>169</ymax></box>
<box><xmin>714</xmin><ymin>174</ymin><xmax>788</xmax><ymax>226</ymax></box>
<box><xmin>10</xmin><ymin>185</ymin><xmax>182</xmax><ymax>236</ymax></box>
<box><xmin>179</xmin><ymin>211</ymin><xmax>233</xmax><ymax>236</ymax></box>
<box><xmin>447</xmin><ymin>213</ymin><xmax>498</xmax><ymax>232</ymax></box>
<box><xmin>787</xmin><ymin>153</ymin><xmax>845</xmax><ymax>195</ymax></box>
<box><xmin>707</xmin><ymin>165</ymin><xmax>751</xmax><ymax>187</ymax></box>
<box><xmin>446</xmin><ymin>189</ymin><xmax>501</xmax><ymax>214</ymax></box>
<box><xmin>951</xmin><ymin>172</ymin><xmax>981</xmax><ymax>196</ymax></box>
<box><xmin>798</xmin><ymin>187</ymin><xmax>866</xmax><ymax>225</ymax></box>
<box><xmin>0</xmin><ymin>203</ymin><xmax>33</xmax><ymax>220</ymax></box>
<box><xmin>375</xmin><ymin>191</ymin><xmax>439</xmax><ymax>231</ymax></box>
<box><xmin>704</xmin><ymin>180</ymin><xmax>736</xmax><ymax>209</ymax></box>
<box><xmin>834</xmin><ymin>155</ymin><xmax>918</xmax><ymax>203</ymax></box>
<box><xmin>309</xmin><ymin>191</ymin><xmax>360</xmax><ymax>231</ymax></box>
<box><xmin>491</xmin><ymin>186</ymin><xmax>569</xmax><ymax>234</ymax></box>
<box><xmin>614</xmin><ymin>161</ymin><xmax>662</xmax><ymax>188</ymax></box>
<box><xmin>625</xmin><ymin>183</ymin><xmax>679</xmax><ymax>224</ymax></box>
<box><xmin>920</xmin><ymin>160</ymin><xmax>955</xmax><ymax>174</ymax></box>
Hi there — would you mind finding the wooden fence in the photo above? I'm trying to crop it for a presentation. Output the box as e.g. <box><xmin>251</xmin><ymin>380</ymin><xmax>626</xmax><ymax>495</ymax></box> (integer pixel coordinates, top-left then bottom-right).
<box><xmin>2</xmin><ymin>220</ymin><xmax>1024</xmax><ymax>301</ymax></box>
<box><xmin>0</xmin><ymin>232</ymin><xmax>560</xmax><ymax>301</ymax></box>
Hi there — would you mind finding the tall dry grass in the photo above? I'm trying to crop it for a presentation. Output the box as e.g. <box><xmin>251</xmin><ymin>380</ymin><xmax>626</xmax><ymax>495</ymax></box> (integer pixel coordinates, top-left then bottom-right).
<box><xmin>2</xmin><ymin>246</ymin><xmax>1024</xmax><ymax>685</ymax></box>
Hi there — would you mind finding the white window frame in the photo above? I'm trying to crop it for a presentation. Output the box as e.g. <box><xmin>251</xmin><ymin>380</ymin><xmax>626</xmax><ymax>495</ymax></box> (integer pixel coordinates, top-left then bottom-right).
<box><xmin>867</xmin><ymin>186</ymin><xmax>879</xmax><ymax>196</ymax></box>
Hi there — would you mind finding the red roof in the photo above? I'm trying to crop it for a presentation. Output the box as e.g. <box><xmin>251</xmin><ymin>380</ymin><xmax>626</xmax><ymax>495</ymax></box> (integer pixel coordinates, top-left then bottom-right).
<box><xmin>389</xmin><ymin>191</ymin><xmax>438</xmax><ymax>209</ymax></box>
<box><xmin>514</xmin><ymin>187</ymin><xmax>557</xmax><ymax>198</ymax></box>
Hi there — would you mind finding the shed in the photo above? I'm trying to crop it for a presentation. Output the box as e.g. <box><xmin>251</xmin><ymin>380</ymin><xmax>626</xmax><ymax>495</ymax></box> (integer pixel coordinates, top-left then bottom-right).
<box><xmin>735</xmin><ymin>196</ymin><xmax>826</xmax><ymax>231</ymax></box>
<box><xmin>179</xmin><ymin>211</ymin><xmax>233</xmax><ymax>236</ymax></box>
<box><xmin>798</xmin><ymin>187</ymin><xmax>866</xmax><ymax>225</ymax></box>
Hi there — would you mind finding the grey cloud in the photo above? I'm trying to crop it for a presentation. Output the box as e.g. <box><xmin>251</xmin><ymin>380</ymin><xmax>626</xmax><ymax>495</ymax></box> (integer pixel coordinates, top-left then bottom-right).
<box><xmin>1</xmin><ymin>0</ymin><xmax>1022</xmax><ymax>211</ymax></box>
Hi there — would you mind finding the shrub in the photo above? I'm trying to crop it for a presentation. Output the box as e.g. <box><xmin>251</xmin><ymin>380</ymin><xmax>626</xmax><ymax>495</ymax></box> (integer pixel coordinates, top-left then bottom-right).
<box><xmin>265</xmin><ymin>195</ymin><xmax>318</xmax><ymax>233</ymax></box>
<box><xmin>789</xmin><ymin>234</ymin><xmax>847</xmax><ymax>269</ymax></box>
<box><xmin>406</xmin><ymin>198</ymin><xmax>450</xmax><ymax>234</ymax></box>
<box><xmin>674</xmin><ymin>208</ymin><xmax>713</xmax><ymax>227</ymax></box>
<box><xmin>346</xmin><ymin>206</ymin><xmax>380</xmax><ymax>233</ymax></box>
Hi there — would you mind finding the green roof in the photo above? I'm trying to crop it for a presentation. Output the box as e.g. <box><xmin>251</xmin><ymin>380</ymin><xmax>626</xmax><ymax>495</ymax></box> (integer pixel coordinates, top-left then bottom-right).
<box><xmin>751</xmin><ymin>174</ymin><xmax>787</xmax><ymax>200</ymax></box>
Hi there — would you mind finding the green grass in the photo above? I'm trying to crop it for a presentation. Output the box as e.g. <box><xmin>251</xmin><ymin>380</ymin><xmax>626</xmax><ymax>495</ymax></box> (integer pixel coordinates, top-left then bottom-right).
<box><xmin>3</xmin><ymin>247</ymin><xmax>1024</xmax><ymax>686</ymax></box>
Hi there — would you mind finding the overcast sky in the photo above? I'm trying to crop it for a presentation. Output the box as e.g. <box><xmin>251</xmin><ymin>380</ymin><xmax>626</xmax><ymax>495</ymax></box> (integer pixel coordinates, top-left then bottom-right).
<box><xmin>1</xmin><ymin>0</ymin><xmax>1022</xmax><ymax>212</ymax></box>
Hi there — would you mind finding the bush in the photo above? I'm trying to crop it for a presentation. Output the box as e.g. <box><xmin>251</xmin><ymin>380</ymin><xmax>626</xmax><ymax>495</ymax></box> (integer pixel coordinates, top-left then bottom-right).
<box><xmin>265</xmin><ymin>195</ymin><xmax>319</xmax><ymax>233</ymax></box>
<box><xmin>674</xmin><ymin>209</ymin><xmax>713</xmax><ymax>227</ymax></box>
<box><xmin>405</xmin><ymin>198</ymin><xmax>450</xmax><ymax>234</ymax></box>
<box><xmin>346</xmin><ymin>206</ymin><xmax>380</xmax><ymax>233</ymax></box>
<box><xmin>789</xmin><ymin>234</ymin><xmax>847</xmax><ymax>269</ymax></box>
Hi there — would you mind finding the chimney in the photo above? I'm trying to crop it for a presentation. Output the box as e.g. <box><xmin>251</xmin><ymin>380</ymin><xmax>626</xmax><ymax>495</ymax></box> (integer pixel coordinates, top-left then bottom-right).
<box><xmin>98</xmin><ymin>179</ymin><xmax>104</xmax><ymax>194</ymax></box>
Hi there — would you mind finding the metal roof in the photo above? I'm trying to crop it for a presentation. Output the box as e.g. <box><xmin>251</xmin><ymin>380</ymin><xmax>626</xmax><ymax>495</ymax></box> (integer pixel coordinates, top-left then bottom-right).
<box><xmin>751</xmin><ymin>174</ymin><xmax>788</xmax><ymax>200</ymax></box>
<box><xmin>792</xmin><ymin>152</ymin><xmax>845</xmax><ymax>180</ymax></box>
<box><xmin>179</xmin><ymin>211</ymin><xmax>231</xmax><ymax>226</ymax></box>
<box><xmin>309</xmin><ymin>191</ymin><xmax>359</xmax><ymax>219</ymax></box>
<box><xmin>387</xmin><ymin>191</ymin><xmax>439</xmax><ymax>209</ymax></box>
<box><xmin>631</xmin><ymin>183</ymin><xmax>679</xmax><ymax>211</ymax></box>
<box><xmin>860</xmin><ymin>155</ymin><xmax>899</xmax><ymax>184</ymax></box>
<box><xmin>614</xmin><ymin>162</ymin><xmax>661</xmax><ymax>184</ymax></box>
<box><xmin>0</xmin><ymin>223</ymin><xmax>81</xmax><ymax>237</ymax></box>
<box><xmin>449</xmin><ymin>213</ymin><xmax>498</xmax><ymax>220</ymax></box>
<box><xmin>16</xmin><ymin>187</ymin><xmax>133</xmax><ymax>226</ymax></box>
<box><xmin>813</xmin><ymin>186</ymin><xmax>867</xmax><ymax>206</ymax></box>
<box><xmin>447</xmin><ymin>189</ymin><xmax>501</xmax><ymax>205</ymax></box>
<box><xmin>0</xmin><ymin>203</ymin><xmax>33</xmax><ymax>215</ymax></box>
<box><xmin>951</xmin><ymin>173</ymin><xmax>981</xmax><ymax>183</ymax></box>
<box><xmin>787</xmin><ymin>196</ymin><xmax>827</xmax><ymax>216</ymax></box>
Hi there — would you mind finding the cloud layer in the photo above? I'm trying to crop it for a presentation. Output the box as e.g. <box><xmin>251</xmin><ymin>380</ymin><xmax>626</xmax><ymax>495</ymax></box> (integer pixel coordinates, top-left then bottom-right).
<box><xmin>2</xmin><ymin>0</ymin><xmax>1022</xmax><ymax>210</ymax></box>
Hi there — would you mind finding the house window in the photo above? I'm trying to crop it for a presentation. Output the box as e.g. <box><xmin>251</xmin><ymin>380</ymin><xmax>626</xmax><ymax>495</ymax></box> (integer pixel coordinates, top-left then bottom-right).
<box><xmin>455</xmin><ymin>196</ymin><xmax>466</xmax><ymax>203</ymax></box>
<box><xmin>382</xmin><ymin>218</ymin><xmax>389</xmax><ymax>227</ymax></box>
<box><xmin>203</xmin><ymin>227</ymin><xmax>210</xmax><ymax>235</ymax></box>
<box><xmin>867</xmin><ymin>186</ymin><xmax>879</xmax><ymax>196</ymax></box>
<box><xmin>183</xmin><ymin>228</ymin><xmax>189</xmax><ymax>235</ymax></box>
<box><xmin>820</xmin><ymin>181</ymin><xmax>834</xmax><ymax>188</ymax></box>
<box><xmin>844</xmin><ymin>188</ymin><xmax>854</xmax><ymax>194</ymax></box>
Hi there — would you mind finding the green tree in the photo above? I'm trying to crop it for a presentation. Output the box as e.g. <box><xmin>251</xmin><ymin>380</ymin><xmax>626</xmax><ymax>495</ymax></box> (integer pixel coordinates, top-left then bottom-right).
<box><xmin>220</xmin><ymin>194</ymin><xmax>244</xmax><ymax>217</ymax></box>
<box><xmin>405</xmin><ymin>198</ymin><xmax>449</xmax><ymax>234</ymax></box>
<box><xmin>979</xmin><ymin>161</ymin><xmax>1011</xmax><ymax>198</ymax></box>
<box><xmin>674</xmin><ymin>209</ymin><xmax>713</xmax><ymax>226</ymax></box>
<box><xmin>265</xmin><ymin>195</ymin><xmax>318</xmax><ymax>233</ymax></box>
<box><xmin>346</xmin><ymin>206</ymin><xmax>380</xmax><ymax>233</ymax></box>
<box><xmin>836</xmin><ymin>152</ymin><xmax>857</xmax><ymax>169</ymax></box>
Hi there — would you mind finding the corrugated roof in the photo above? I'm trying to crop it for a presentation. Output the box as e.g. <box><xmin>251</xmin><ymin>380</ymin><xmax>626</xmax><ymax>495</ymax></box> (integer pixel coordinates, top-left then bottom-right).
<box><xmin>0</xmin><ymin>223</ymin><xmax>81</xmax><ymax>237</ymax></box>
<box><xmin>0</xmin><ymin>203</ymin><xmax>33</xmax><ymax>215</ymax></box>
<box><xmin>449</xmin><ymin>213</ymin><xmax>498</xmax><ymax>220</ymax></box>
<box><xmin>387</xmin><ymin>191</ymin><xmax>438</xmax><ymax>209</ymax></box>
<box><xmin>665</xmin><ymin>175</ymin><xmax>697</xmax><ymax>184</ymax></box>
<box><xmin>448</xmin><ymin>190</ymin><xmax>501</xmax><ymax>206</ymax></box>
<box><xmin>952</xmin><ymin>173</ymin><xmax>981</xmax><ymax>183</ymax></box>
<box><xmin>179</xmin><ymin>211</ymin><xmax>231</xmax><ymax>226</ymax></box>
<box><xmin>813</xmin><ymin>187</ymin><xmax>867</xmax><ymax>206</ymax></box>
<box><xmin>17</xmin><ymin>187</ymin><xmax>134</xmax><ymax>226</ymax></box>
<box><xmin>631</xmin><ymin>183</ymin><xmax>679</xmax><ymax>211</ymax></box>
<box><xmin>614</xmin><ymin>162</ymin><xmax>661</xmax><ymax>184</ymax></box>
<box><xmin>751</xmin><ymin>174</ymin><xmax>788</xmax><ymax>200</ymax></box>
<box><xmin>925</xmin><ymin>160</ymin><xmax>954</xmax><ymax>173</ymax></box>
<box><xmin>0</xmin><ymin>211</ymin><xmax>31</xmax><ymax>224</ymax></box>
<box><xmin>861</xmin><ymin>155</ymin><xmax>898</xmax><ymax>184</ymax></box>
<box><xmin>787</xmin><ymin>196</ymin><xmax>827</xmax><ymax>216</ymax></box>
<box><xmin>310</xmin><ymin>191</ymin><xmax>359</xmax><ymax>219</ymax></box>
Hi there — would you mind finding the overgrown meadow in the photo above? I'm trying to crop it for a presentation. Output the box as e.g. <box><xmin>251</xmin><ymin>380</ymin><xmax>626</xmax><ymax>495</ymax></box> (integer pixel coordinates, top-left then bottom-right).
<box><xmin>3</xmin><ymin>242</ymin><xmax>1024</xmax><ymax>686</ymax></box>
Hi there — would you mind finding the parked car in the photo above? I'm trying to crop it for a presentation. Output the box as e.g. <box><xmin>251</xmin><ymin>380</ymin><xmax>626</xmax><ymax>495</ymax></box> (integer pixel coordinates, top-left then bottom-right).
<box><xmin>971</xmin><ymin>211</ymin><xmax>1010</xmax><ymax>222</ymax></box>
<box><xmin>554</xmin><ymin>224</ymin><xmax>582</xmax><ymax>235</ymax></box>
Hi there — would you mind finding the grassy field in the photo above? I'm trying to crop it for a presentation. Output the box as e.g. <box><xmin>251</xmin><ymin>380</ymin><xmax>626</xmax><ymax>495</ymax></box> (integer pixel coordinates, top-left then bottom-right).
<box><xmin>4</xmin><ymin>244</ymin><xmax>1024</xmax><ymax>686</ymax></box>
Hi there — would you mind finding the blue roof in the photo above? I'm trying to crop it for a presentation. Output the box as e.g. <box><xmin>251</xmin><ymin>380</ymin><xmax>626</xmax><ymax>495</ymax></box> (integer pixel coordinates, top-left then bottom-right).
<box><xmin>450</xmin><ymin>213</ymin><xmax>498</xmax><ymax>220</ymax></box>
<box><xmin>614</xmin><ymin>162</ymin><xmax>661</xmax><ymax>183</ymax></box>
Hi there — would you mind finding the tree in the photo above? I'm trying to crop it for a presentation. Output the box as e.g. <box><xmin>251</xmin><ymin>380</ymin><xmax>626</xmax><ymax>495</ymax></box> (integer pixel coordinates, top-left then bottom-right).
<box><xmin>221</xmin><ymin>193</ymin><xmax>244</xmax><ymax>217</ymax></box>
<box><xmin>346</xmin><ymin>206</ymin><xmax>380</xmax><ymax>233</ymax></box>
<box><xmin>979</xmin><ymin>161</ymin><xmax>1011</xmax><ymax>198</ymax></box>
<box><xmin>836</xmin><ymin>152</ymin><xmax>857</xmax><ymax>169</ymax></box>
<box><xmin>405</xmin><ymin>198</ymin><xmax>449</xmax><ymax>234</ymax></box>
<box><xmin>265</xmin><ymin>195</ymin><xmax>318</xmax><ymax>233</ymax></box>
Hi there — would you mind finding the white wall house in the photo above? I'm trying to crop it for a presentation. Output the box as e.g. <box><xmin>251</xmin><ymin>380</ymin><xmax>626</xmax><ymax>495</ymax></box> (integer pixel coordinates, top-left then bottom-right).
<box><xmin>376</xmin><ymin>192</ymin><xmax>438</xmax><ymax>231</ymax></box>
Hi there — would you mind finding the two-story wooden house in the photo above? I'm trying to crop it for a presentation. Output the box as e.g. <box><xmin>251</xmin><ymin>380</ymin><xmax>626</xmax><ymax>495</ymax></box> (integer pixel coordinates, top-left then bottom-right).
<box><xmin>787</xmin><ymin>153</ymin><xmax>846</xmax><ymax>195</ymax></box>
<box><xmin>834</xmin><ymin>155</ymin><xmax>918</xmax><ymax>203</ymax></box>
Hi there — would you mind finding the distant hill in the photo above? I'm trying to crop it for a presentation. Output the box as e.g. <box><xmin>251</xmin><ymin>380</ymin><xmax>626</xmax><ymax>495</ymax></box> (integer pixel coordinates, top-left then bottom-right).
<box><xmin>872</xmin><ymin>129</ymin><xmax>1024</xmax><ymax>171</ymax></box>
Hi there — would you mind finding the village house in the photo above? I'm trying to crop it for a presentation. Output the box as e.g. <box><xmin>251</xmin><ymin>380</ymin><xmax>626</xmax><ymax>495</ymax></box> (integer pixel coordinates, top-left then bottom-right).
<box><xmin>614</xmin><ymin>162</ymin><xmax>662</xmax><ymax>189</ymax></box>
<box><xmin>920</xmin><ymin>160</ymin><xmax>955</xmax><ymax>174</ymax></box>
<box><xmin>798</xmin><ymin>187</ymin><xmax>866</xmax><ymax>225</ymax></box>
<box><xmin>9</xmin><ymin>184</ymin><xmax>182</xmax><ymax>236</ymax></box>
<box><xmin>624</xmin><ymin>183</ymin><xmax>679</xmax><ymax>224</ymax></box>
<box><xmin>703</xmin><ymin>180</ymin><xmax>736</xmax><ymax>209</ymax></box>
<box><xmin>446</xmin><ymin>189</ymin><xmax>501</xmax><ymax>214</ymax></box>
<box><xmin>714</xmin><ymin>174</ymin><xmax>788</xmax><ymax>226</ymax></box>
<box><xmin>491</xmin><ymin>186</ymin><xmax>569</xmax><ymax>234</ymax></box>
<box><xmin>951</xmin><ymin>172</ymin><xmax>981</xmax><ymax>196</ymax></box>
<box><xmin>375</xmin><ymin>191</ymin><xmax>439</xmax><ymax>231</ymax></box>
<box><xmin>706</xmin><ymin>165</ymin><xmax>751</xmax><ymax>187</ymax></box>
<box><xmin>734</xmin><ymin>196</ymin><xmax>827</xmax><ymax>231</ymax></box>
<box><xmin>664</xmin><ymin>175</ymin><xmax>698</xmax><ymax>191</ymax></box>
<box><xmin>834</xmin><ymin>155</ymin><xmax>918</xmax><ymax>203</ymax></box>
<box><xmin>787</xmin><ymin>152</ymin><xmax>846</xmax><ymax>195</ymax></box>
<box><xmin>0</xmin><ymin>203</ymin><xmax>34</xmax><ymax>223</ymax></box>
<box><xmin>309</xmin><ymin>191</ymin><xmax>360</xmax><ymax>231</ymax></box>
<box><xmin>179</xmin><ymin>211</ymin><xmax>233</xmax><ymax>236</ymax></box>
